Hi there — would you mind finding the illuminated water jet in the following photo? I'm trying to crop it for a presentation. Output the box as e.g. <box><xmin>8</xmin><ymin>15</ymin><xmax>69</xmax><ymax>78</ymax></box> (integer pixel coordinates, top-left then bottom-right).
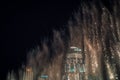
<box><xmin>6</xmin><ymin>1</ymin><xmax>120</xmax><ymax>80</ymax></box>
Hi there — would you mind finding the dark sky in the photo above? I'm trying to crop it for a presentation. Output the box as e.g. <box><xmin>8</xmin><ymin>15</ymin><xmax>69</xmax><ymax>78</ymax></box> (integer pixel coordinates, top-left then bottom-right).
<box><xmin>1</xmin><ymin>0</ymin><xmax>80</xmax><ymax>79</ymax></box>
<box><xmin>1</xmin><ymin>0</ymin><xmax>112</xmax><ymax>79</ymax></box>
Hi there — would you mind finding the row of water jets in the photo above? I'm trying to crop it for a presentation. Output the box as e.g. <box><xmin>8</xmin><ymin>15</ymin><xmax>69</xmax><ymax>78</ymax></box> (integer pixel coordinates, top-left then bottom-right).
<box><xmin>7</xmin><ymin>1</ymin><xmax>120</xmax><ymax>80</ymax></box>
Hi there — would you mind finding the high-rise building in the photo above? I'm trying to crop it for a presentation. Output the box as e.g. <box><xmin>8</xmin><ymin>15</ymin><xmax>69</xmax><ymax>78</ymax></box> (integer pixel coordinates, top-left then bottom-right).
<box><xmin>62</xmin><ymin>46</ymin><xmax>86</xmax><ymax>80</ymax></box>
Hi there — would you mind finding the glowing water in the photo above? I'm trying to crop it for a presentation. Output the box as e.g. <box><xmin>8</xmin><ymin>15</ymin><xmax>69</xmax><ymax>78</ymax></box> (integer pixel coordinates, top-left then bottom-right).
<box><xmin>7</xmin><ymin>1</ymin><xmax>120</xmax><ymax>80</ymax></box>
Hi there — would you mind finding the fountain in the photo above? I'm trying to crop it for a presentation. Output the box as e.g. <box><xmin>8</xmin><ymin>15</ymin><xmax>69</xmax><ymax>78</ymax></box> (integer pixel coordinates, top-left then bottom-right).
<box><xmin>6</xmin><ymin>0</ymin><xmax>120</xmax><ymax>80</ymax></box>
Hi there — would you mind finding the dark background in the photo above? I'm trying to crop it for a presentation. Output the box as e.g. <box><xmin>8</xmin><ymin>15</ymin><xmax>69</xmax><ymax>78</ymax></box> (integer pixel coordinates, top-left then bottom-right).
<box><xmin>1</xmin><ymin>0</ymin><xmax>112</xmax><ymax>79</ymax></box>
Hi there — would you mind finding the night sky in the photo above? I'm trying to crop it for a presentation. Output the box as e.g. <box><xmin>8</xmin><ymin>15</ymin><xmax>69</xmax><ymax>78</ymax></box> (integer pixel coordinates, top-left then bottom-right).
<box><xmin>1</xmin><ymin>0</ymin><xmax>80</xmax><ymax>79</ymax></box>
<box><xmin>1</xmin><ymin>0</ymin><xmax>112</xmax><ymax>79</ymax></box>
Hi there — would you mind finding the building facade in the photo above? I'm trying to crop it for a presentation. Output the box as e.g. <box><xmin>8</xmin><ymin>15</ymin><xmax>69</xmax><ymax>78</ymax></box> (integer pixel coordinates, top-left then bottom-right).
<box><xmin>62</xmin><ymin>46</ymin><xmax>86</xmax><ymax>80</ymax></box>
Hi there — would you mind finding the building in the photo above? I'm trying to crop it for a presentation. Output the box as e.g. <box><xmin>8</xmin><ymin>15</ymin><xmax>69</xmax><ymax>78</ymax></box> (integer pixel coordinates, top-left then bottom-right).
<box><xmin>62</xmin><ymin>46</ymin><xmax>86</xmax><ymax>80</ymax></box>
<box><xmin>6</xmin><ymin>46</ymin><xmax>86</xmax><ymax>80</ymax></box>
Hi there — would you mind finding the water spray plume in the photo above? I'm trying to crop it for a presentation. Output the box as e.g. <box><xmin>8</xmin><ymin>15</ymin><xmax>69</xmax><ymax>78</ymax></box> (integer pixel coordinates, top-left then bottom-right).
<box><xmin>6</xmin><ymin>0</ymin><xmax>120</xmax><ymax>80</ymax></box>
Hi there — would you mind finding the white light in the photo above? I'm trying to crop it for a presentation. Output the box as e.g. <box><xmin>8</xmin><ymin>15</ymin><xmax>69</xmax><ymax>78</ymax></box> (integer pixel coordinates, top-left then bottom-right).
<box><xmin>70</xmin><ymin>46</ymin><xmax>77</xmax><ymax>49</ymax></box>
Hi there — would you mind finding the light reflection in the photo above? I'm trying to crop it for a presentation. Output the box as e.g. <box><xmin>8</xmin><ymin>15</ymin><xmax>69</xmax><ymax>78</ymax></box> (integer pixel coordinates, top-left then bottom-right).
<box><xmin>106</xmin><ymin>62</ymin><xmax>115</xmax><ymax>80</ymax></box>
<box><xmin>6</xmin><ymin>1</ymin><xmax>120</xmax><ymax>80</ymax></box>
